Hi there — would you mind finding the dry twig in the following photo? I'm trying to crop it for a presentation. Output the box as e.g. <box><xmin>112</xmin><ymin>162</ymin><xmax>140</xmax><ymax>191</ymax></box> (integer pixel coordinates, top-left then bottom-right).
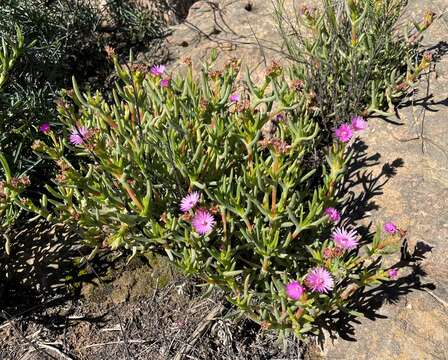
<box><xmin>173</xmin><ymin>304</ymin><xmax>225</xmax><ymax>360</ymax></box>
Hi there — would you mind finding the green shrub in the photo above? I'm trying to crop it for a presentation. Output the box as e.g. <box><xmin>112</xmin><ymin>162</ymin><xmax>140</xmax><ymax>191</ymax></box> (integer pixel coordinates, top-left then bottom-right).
<box><xmin>7</xmin><ymin>0</ymin><xmax>419</xmax><ymax>337</ymax></box>
<box><xmin>29</xmin><ymin>56</ymin><xmax>402</xmax><ymax>336</ymax></box>
<box><xmin>0</xmin><ymin>27</ymin><xmax>30</xmax><ymax>254</ymax></box>
<box><xmin>0</xmin><ymin>0</ymin><xmax>103</xmax><ymax>183</ymax></box>
<box><xmin>0</xmin><ymin>0</ymin><xmax>169</xmax><ymax>179</ymax></box>
<box><xmin>274</xmin><ymin>0</ymin><xmax>433</xmax><ymax>129</ymax></box>
<box><xmin>0</xmin><ymin>0</ymin><xmax>104</xmax><ymax>110</ymax></box>
<box><xmin>106</xmin><ymin>0</ymin><xmax>168</xmax><ymax>49</ymax></box>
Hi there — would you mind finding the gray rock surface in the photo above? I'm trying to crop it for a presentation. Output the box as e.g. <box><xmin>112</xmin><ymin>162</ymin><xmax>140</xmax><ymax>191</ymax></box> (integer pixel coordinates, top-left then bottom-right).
<box><xmin>166</xmin><ymin>1</ymin><xmax>448</xmax><ymax>358</ymax></box>
<box><xmin>323</xmin><ymin>1</ymin><xmax>448</xmax><ymax>358</ymax></box>
<box><xmin>166</xmin><ymin>0</ymin><xmax>290</xmax><ymax>81</ymax></box>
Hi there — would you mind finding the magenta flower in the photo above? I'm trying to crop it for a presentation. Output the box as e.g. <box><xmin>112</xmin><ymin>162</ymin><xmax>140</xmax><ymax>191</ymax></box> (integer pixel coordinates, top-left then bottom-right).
<box><xmin>39</xmin><ymin>123</ymin><xmax>50</xmax><ymax>134</ymax></box>
<box><xmin>192</xmin><ymin>209</ymin><xmax>216</xmax><ymax>235</ymax></box>
<box><xmin>305</xmin><ymin>267</ymin><xmax>334</xmax><ymax>293</ymax></box>
<box><xmin>388</xmin><ymin>268</ymin><xmax>399</xmax><ymax>279</ymax></box>
<box><xmin>69</xmin><ymin>126</ymin><xmax>90</xmax><ymax>145</ymax></box>
<box><xmin>229</xmin><ymin>93</ymin><xmax>240</xmax><ymax>103</ymax></box>
<box><xmin>334</xmin><ymin>123</ymin><xmax>353</xmax><ymax>143</ymax></box>
<box><xmin>384</xmin><ymin>222</ymin><xmax>398</xmax><ymax>234</ymax></box>
<box><xmin>150</xmin><ymin>64</ymin><xmax>166</xmax><ymax>77</ymax></box>
<box><xmin>351</xmin><ymin>116</ymin><xmax>368</xmax><ymax>131</ymax></box>
<box><xmin>325</xmin><ymin>207</ymin><xmax>341</xmax><ymax>222</ymax></box>
<box><xmin>331</xmin><ymin>227</ymin><xmax>359</xmax><ymax>250</ymax></box>
<box><xmin>180</xmin><ymin>192</ymin><xmax>200</xmax><ymax>212</ymax></box>
<box><xmin>285</xmin><ymin>280</ymin><xmax>305</xmax><ymax>300</ymax></box>
<box><xmin>275</xmin><ymin>114</ymin><xmax>284</xmax><ymax>122</ymax></box>
<box><xmin>160</xmin><ymin>78</ymin><xmax>170</xmax><ymax>88</ymax></box>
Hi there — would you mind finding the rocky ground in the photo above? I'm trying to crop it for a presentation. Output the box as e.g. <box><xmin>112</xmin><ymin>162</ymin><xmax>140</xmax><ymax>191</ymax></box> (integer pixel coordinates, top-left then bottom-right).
<box><xmin>165</xmin><ymin>0</ymin><xmax>287</xmax><ymax>81</ymax></box>
<box><xmin>1</xmin><ymin>0</ymin><xmax>448</xmax><ymax>359</ymax></box>
<box><xmin>324</xmin><ymin>1</ymin><xmax>448</xmax><ymax>358</ymax></box>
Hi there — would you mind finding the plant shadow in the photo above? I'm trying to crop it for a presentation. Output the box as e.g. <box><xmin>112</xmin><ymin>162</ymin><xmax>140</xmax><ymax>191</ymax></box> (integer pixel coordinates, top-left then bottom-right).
<box><xmin>395</xmin><ymin>40</ymin><xmax>448</xmax><ymax>115</ymax></box>
<box><xmin>0</xmin><ymin>218</ymin><xmax>119</xmax><ymax>322</ymax></box>
<box><xmin>373</xmin><ymin>40</ymin><xmax>448</xmax><ymax>126</ymax></box>
<box><xmin>318</xmin><ymin>139</ymin><xmax>435</xmax><ymax>342</ymax></box>
<box><xmin>318</xmin><ymin>241</ymin><xmax>434</xmax><ymax>342</ymax></box>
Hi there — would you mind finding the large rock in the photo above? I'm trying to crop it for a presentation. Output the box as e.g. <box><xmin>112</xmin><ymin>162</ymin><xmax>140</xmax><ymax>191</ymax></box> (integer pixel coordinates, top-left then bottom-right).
<box><xmin>165</xmin><ymin>0</ymin><xmax>291</xmax><ymax>81</ymax></box>
<box><xmin>322</xmin><ymin>0</ymin><xmax>448</xmax><ymax>358</ymax></box>
<box><xmin>136</xmin><ymin>0</ymin><xmax>198</xmax><ymax>24</ymax></box>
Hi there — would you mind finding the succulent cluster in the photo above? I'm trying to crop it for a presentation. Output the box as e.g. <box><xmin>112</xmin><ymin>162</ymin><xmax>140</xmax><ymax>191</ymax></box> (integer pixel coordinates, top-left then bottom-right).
<box><xmin>28</xmin><ymin>53</ymin><xmax>405</xmax><ymax>336</ymax></box>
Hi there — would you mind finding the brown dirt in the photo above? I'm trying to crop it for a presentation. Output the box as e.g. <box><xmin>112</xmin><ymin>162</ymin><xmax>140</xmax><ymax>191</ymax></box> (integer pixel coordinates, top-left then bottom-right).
<box><xmin>0</xmin><ymin>255</ymin><xmax>306</xmax><ymax>360</ymax></box>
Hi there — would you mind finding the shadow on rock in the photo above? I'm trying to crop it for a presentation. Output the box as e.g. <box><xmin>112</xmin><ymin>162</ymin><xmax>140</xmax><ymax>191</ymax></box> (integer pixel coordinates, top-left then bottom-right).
<box><xmin>320</xmin><ymin>139</ymin><xmax>435</xmax><ymax>342</ymax></box>
<box><xmin>340</xmin><ymin>139</ymin><xmax>404</xmax><ymax>229</ymax></box>
<box><xmin>394</xmin><ymin>41</ymin><xmax>448</xmax><ymax>115</ymax></box>
<box><xmin>318</xmin><ymin>240</ymin><xmax>434</xmax><ymax>342</ymax></box>
<box><xmin>373</xmin><ymin>41</ymin><xmax>448</xmax><ymax>125</ymax></box>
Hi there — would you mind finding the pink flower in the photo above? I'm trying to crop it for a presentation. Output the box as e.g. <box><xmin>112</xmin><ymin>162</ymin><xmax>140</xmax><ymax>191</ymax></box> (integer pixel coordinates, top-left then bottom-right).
<box><xmin>192</xmin><ymin>210</ymin><xmax>216</xmax><ymax>235</ymax></box>
<box><xmin>150</xmin><ymin>64</ymin><xmax>166</xmax><ymax>77</ymax></box>
<box><xmin>160</xmin><ymin>78</ymin><xmax>170</xmax><ymax>88</ymax></box>
<box><xmin>39</xmin><ymin>123</ymin><xmax>50</xmax><ymax>134</ymax></box>
<box><xmin>180</xmin><ymin>192</ymin><xmax>200</xmax><ymax>212</ymax></box>
<box><xmin>331</xmin><ymin>227</ymin><xmax>359</xmax><ymax>250</ymax></box>
<box><xmin>229</xmin><ymin>93</ymin><xmax>240</xmax><ymax>103</ymax></box>
<box><xmin>275</xmin><ymin>114</ymin><xmax>284</xmax><ymax>122</ymax></box>
<box><xmin>285</xmin><ymin>280</ymin><xmax>305</xmax><ymax>300</ymax></box>
<box><xmin>384</xmin><ymin>222</ymin><xmax>398</xmax><ymax>234</ymax></box>
<box><xmin>69</xmin><ymin>126</ymin><xmax>90</xmax><ymax>145</ymax></box>
<box><xmin>305</xmin><ymin>267</ymin><xmax>334</xmax><ymax>293</ymax></box>
<box><xmin>351</xmin><ymin>116</ymin><xmax>368</xmax><ymax>131</ymax></box>
<box><xmin>325</xmin><ymin>207</ymin><xmax>340</xmax><ymax>222</ymax></box>
<box><xmin>334</xmin><ymin>123</ymin><xmax>353</xmax><ymax>143</ymax></box>
<box><xmin>388</xmin><ymin>268</ymin><xmax>399</xmax><ymax>279</ymax></box>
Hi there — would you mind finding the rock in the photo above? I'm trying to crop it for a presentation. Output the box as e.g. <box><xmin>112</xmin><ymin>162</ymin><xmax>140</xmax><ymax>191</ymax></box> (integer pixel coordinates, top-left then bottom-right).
<box><xmin>165</xmin><ymin>0</ymin><xmax>295</xmax><ymax>82</ymax></box>
<box><xmin>322</xmin><ymin>0</ymin><xmax>448</xmax><ymax>358</ymax></box>
<box><xmin>135</xmin><ymin>0</ymin><xmax>198</xmax><ymax>24</ymax></box>
<box><xmin>80</xmin><ymin>255</ymin><xmax>177</xmax><ymax>306</ymax></box>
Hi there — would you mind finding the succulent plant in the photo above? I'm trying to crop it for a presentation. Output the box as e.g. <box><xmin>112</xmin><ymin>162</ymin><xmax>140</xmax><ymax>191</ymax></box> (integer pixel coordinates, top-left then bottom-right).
<box><xmin>0</xmin><ymin>27</ymin><xmax>30</xmax><ymax>255</ymax></box>
<box><xmin>30</xmin><ymin>54</ymin><xmax>402</xmax><ymax>336</ymax></box>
